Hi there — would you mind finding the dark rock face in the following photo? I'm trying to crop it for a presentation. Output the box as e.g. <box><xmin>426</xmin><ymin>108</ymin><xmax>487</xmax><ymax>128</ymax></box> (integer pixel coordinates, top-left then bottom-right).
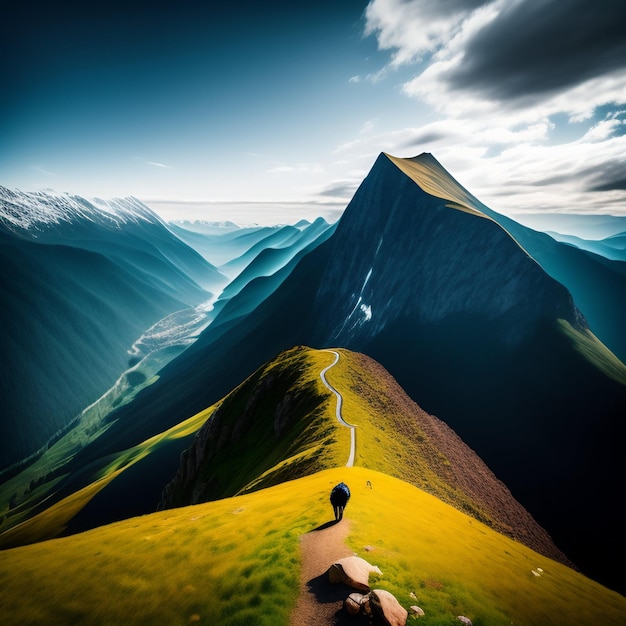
<box><xmin>311</xmin><ymin>153</ymin><xmax>583</xmax><ymax>346</ymax></box>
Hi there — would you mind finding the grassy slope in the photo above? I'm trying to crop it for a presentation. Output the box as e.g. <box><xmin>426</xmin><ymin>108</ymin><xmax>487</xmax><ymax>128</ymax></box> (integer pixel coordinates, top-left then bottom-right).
<box><xmin>0</xmin><ymin>346</ymin><xmax>575</xmax><ymax>559</ymax></box>
<box><xmin>0</xmin><ymin>347</ymin><xmax>346</xmax><ymax>546</ymax></box>
<box><xmin>0</xmin><ymin>407</ymin><xmax>212</xmax><ymax>548</ymax></box>
<box><xmin>1</xmin><ymin>467</ymin><xmax>625</xmax><ymax>626</ymax></box>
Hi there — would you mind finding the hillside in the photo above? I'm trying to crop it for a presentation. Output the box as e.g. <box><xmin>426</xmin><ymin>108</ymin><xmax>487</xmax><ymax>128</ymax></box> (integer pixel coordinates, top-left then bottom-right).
<box><xmin>1</xmin><ymin>467</ymin><xmax>625</xmax><ymax>626</ymax></box>
<box><xmin>159</xmin><ymin>346</ymin><xmax>569</xmax><ymax>566</ymax></box>
<box><xmin>1</xmin><ymin>346</ymin><xmax>564</xmax><ymax>570</ymax></box>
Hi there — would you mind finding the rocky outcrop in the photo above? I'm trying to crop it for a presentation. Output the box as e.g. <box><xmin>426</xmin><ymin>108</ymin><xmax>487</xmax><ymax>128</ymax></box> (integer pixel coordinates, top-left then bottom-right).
<box><xmin>369</xmin><ymin>589</ymin><xmax>408</xmax><ymax>626</ymax></box>
<box><xmin>327</xmin><ymin>556</ymin><xmax>383</xmax><ymax>592</ymax></box>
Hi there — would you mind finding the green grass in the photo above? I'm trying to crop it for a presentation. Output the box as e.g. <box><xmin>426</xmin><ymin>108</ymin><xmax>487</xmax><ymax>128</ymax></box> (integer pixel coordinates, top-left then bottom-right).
<box><xmin>558</xmin><ymin>319</ymin><xmax>626</xmax><ymax>385</ymax></box>
<box><xmin>0</xmin><ymin>406</ymin><xmax>214</xmax><ymax>548</ymax></box>
<box><xmin>0</xmin><ymin>341</ymin><xmax>183</xmax><ymax>531</ymax></box>
<box><xmin>1</xmin><ymin>467</ymin><xmax>624</xmax><ymax>625</ymax></box>
<box><xmin>3</xmin><ymin>345</ymin><xmax>626</xmax><ymax>625</ymax></box>
<box><xmin>0</xmin><ymin>346</ymin><xmax>343</xmax><ymax>545</ymax></box>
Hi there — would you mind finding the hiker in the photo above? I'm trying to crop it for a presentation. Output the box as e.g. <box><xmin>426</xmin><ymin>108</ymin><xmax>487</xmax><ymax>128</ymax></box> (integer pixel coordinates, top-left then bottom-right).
<box><xmin>330</xmin><ymin>482</ymin><xmax>350</xmax><ymax>521</ymax></box>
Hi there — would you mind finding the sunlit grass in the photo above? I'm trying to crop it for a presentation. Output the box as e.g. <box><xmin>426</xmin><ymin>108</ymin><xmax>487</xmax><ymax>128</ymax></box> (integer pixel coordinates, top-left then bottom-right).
<box><xmin>558</xmin><ymin>319</ymin><xmax>626</xmax><ymax>385</ymax></box>
<box><xmin>1</xmin><ymin>467</ymin><xmax>624</xmax><ymax>625</ymax></box>
<box><xmin>323</xmin><ymin>349</ymin><xmax>496</xmax><ymax>525</ymax></box>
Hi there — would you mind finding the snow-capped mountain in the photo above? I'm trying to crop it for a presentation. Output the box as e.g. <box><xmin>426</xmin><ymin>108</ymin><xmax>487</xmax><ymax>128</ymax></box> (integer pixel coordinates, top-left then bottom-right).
<box><xmin>0</xmin><ymin>187</ymin><xmax>225</xmax><ymax>469</ymax></box>
<box><xmin>0</xmin><ymin>186</ymin><xmax>161</xmax><ymax>233</ymax></box>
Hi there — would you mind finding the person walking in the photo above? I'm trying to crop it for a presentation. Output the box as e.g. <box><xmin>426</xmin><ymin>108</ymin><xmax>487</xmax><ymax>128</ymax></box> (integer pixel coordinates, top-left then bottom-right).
<box><xmin>330</xmin><ymin>482</ymin><xmax>350</xmax><ymax>521</ymax></box>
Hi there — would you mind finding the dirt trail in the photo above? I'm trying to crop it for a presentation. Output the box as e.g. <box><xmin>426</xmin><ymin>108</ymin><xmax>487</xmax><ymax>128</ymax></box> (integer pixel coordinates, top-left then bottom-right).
<box><xmin>290</xmin><ymin>519</ymin><xmax>355</xmax><ymax>626</ymax></box>
<box><xmin>319</xmin><ymin>349</ymin><xmax>356</xmax><ymax>467</ymax></box>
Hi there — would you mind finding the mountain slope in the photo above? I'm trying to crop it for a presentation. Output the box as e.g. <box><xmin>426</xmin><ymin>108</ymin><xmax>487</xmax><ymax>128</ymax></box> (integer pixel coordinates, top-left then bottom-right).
<box><xmin>0</xmin><ymin>188</ymin><xmax>220</xmax><ymax>469</ymax></box>
<box><xmin>387</xmin><ymin>156</ymin><xmax>626</xmax><ymax>362</ymax></box>
<box><xmin>1</xmin><ymin>467</ymin><xmax>625</xmax><ymax>626</ymax></box>
<box><xmin>1</xmin><ymin>345</ymin><xmax>566</xmax><ymax>572</ymax></box>
<box><xmin>386</xmin><ymin>159</ymin><xmax>626</xmax><ymax>364</ymax></box>
<box><xmin>81</xmin><ymin>152</ymin><xmax>626</xmax><ymax>591</ymax></box>
<box><xmin>159</xmin><ymin>346</ymin><xmax>569</xmax><ymax>566</ymax></box>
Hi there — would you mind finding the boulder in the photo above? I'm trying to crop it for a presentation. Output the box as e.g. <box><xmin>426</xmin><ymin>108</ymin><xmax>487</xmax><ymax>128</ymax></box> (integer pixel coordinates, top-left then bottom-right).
<box><xmin>369</xmin><ymin>589</ymin><xmax>408</xmax><ymax>626</ymax></box>
<box><xmin>327</xmin><ymin>556</ymin><xmax>382</xmax><ymax>592</ymax></box>
<box><xmin>345</xmin><ymin>592</ymin><xmax>367</xmax><ymax>615</ymax></box>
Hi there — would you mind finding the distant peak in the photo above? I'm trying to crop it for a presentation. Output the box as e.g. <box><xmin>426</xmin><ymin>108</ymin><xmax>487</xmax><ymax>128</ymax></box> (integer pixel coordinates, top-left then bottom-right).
<box><xmin>0</xmin><ymin>187</ymin><xmax>161</xmax><ymax>232</ymax></box>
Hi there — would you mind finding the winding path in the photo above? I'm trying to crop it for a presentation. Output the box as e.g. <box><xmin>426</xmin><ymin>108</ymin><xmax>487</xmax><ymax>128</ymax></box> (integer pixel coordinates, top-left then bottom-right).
<box><xmin>290</xmin><ymin>350</ymin><xmax>359</xmax><ymax>626</ymax></box>
<box><xmin>319</xmin><ymin>349</ymin><xmax>356</xmax><ymax>467</ymax></box>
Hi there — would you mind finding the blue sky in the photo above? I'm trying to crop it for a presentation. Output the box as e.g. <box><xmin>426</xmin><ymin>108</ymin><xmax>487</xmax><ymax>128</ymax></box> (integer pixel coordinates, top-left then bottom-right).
<box><xmin>3</xmin><ymin>0</ymin><xmax>626</xmax><ymax>224</ymax></box>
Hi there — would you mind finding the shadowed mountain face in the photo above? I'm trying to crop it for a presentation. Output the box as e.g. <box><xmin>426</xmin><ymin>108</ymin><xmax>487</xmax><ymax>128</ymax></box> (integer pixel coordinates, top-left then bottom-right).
<box><xmin>305</xmin><ymin>154</ymin><xmax>626</xmax><ymax>590</ymax></box>
<box><xmin>0</xmin><ymin>189</ymin><xmax>221</xmax><ymax>469</ymax></box>
<box><xmin>88</xmin><ymin>153</ymin><xmax>626</xmax><ymax>591</ymax></box>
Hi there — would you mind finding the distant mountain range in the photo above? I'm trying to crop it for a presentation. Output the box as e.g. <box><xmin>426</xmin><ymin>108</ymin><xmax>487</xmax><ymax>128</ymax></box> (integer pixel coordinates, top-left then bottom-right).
<box><xmin>0</xmin><ymin>187</ymin><xmax>229</xmax><ymax>468</ymax></box>
<box><xmin>1</xmin><ymin>153</ymin><xmax>625</xmax><ymax>603</ymax></box>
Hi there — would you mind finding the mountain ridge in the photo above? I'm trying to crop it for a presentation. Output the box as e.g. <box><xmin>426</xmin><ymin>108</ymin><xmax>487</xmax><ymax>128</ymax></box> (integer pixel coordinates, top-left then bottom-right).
<box><xmin>159</xmin><ymin>346</ymin><xmax>571</xmax><ymax>567</ymax></box>
<box><xmin>2</xmin><ymin>151</ymin><xmax>625</xmax><ymax>594</ymax></box>
<box><xmin>84</xmin><ymin>151</ymin><xmax>626</xmax><ymax>590</ymax></box>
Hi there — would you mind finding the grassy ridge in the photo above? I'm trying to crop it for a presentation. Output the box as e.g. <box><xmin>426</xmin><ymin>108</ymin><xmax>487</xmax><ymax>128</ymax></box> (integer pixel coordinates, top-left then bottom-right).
<box><xmin>0</xmin><ymin>345</ymin><xmax>573</xmax><ymax>557</ymax></box>
<box><xmin>0</xmin><ymin>407</ymin><xmax>213</xmax><ymax>549</ymax></box>
<box><xmin>1</xmin><ymin>467</ymin><xmax>624</xmax><ymax>625</ymax></box>
<box><xmin>0</xmin><ymin>347</ymin><xmax>345</xmax><ymax>546</ymax></box>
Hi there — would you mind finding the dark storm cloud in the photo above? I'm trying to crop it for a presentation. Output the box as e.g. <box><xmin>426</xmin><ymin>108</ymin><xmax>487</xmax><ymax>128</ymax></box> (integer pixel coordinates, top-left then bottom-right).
<box><xmin>531</xmin><ymin>158</ymin><xmax>626</xmax><ymax>193</ymax></box>
<box><xmin>399</xmin><ymin>128</ymin><xmax>450</xmax><ymax>149</ymax></box>
<box><xmin>445</xmin><ymin>0</ymin><xmax>626</xmax><ymax>101</ymax></box>
<box><xmin>587</xmin><ymin>161</ymin><xmax>626</xmax><ymax>192</ymax></box>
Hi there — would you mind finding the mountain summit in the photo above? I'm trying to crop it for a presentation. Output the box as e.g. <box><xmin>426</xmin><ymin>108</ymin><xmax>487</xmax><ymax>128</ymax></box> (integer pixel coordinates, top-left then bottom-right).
<box><xmin>94</xmin><ymin>152</ymin><xmax>625</xmax><ymax>590</ymax></box>
<box><xmin>3</xmin><ymin>153</ymin><xmax>624</xmax><ymax>593</ymax></box>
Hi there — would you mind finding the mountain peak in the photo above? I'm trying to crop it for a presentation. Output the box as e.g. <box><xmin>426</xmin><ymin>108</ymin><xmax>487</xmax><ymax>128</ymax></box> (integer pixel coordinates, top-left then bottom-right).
<box><xmin>381</xmin><ymin>152</ymin><xmax>489</xmax><ymax>219</ymax></box>
<box><xmin>0</xmin><ymin>186</ymin><xmax>162</xmax><ymax>233</ymax></box>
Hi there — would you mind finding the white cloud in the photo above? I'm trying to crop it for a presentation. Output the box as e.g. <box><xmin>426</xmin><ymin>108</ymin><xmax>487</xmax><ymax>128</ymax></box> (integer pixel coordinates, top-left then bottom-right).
<box><xmin>363</xmin><ymin>0</ymin><xmax>490</xmax><ymax>66</ymax></box>
<box><xmin>146</xmin><ymin>161</ymin><xmax>172</xmax><ymax>169</ymax></box>
<box><xmin>266</xmin><ymin>162</ymin><xmax>323</xmax><ymax>174</ymax></box>
<box><xmin>359</xmin><ymin>0</ymin><xmax>626</xmax><ymax>216</ymax></box>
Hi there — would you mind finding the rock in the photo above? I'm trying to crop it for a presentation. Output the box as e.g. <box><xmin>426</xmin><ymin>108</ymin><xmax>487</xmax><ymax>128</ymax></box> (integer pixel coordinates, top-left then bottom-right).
<box><xmin>410</xmin><ymin>605</ymin><xmax>425</xmax><ymax>616</ymax></box>
<box><xmin>369</xmin><ymin>589</ymin><xmax>408</xmax><ymax>626</ymax></box>
<box><xmin>456</xmin><ymin>616</ymin><xmax>473</xmax><ymax>625</ymax></box>
<box><xmin>345</xmin><ymin>592</ymin><xmax>366</xmax><ymax>615</ymax></box>
<box><xmin>327</xmin><ymin>556</ymin><xmax>383</xmax><ymax>592</ymax></box>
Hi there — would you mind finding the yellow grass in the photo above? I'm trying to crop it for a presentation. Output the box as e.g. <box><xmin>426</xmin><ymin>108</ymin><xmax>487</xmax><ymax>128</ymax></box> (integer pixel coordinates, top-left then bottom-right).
<box><xmin>1</xmin><ymin>467</ymin><xmax>624</xmax><ymax>626</ymax></box>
